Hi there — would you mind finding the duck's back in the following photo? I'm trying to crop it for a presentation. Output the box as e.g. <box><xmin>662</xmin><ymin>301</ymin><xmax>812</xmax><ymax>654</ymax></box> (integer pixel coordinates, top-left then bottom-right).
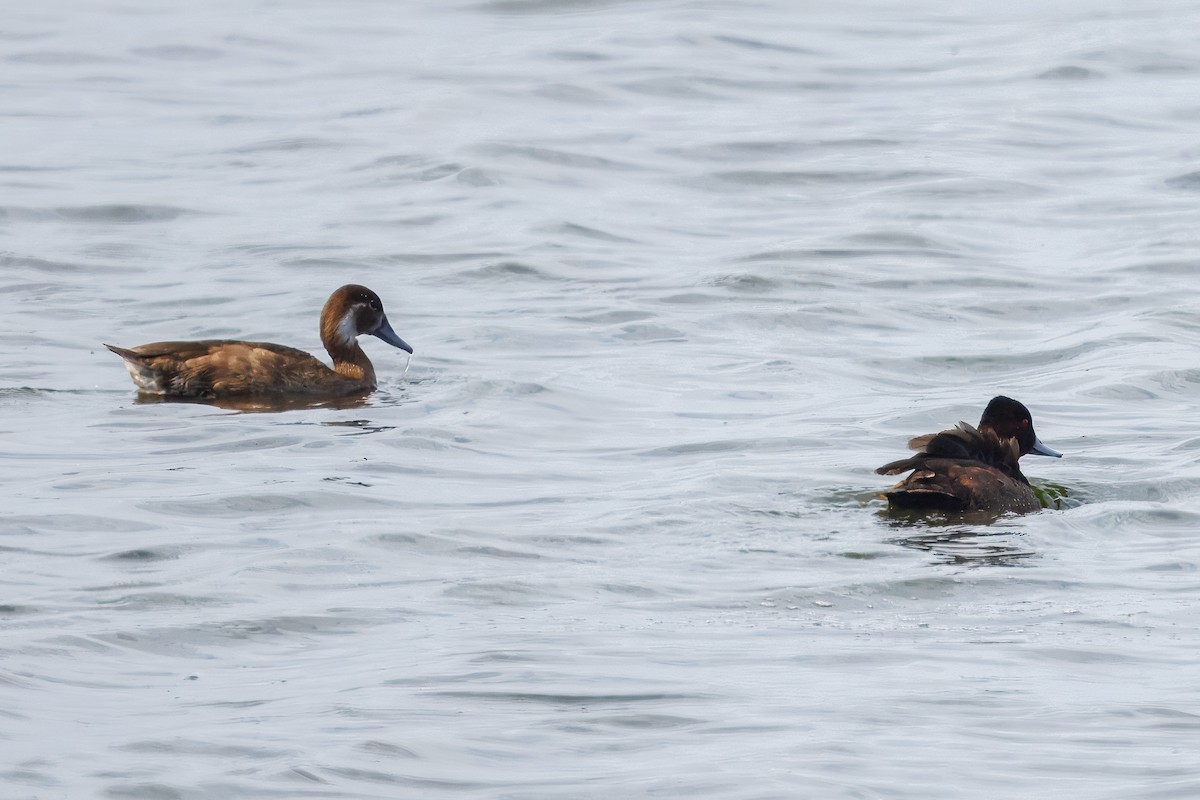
<box><xmin>879</xmin><ymin>458</ymin><xmax>1040</xmax><ymax>513</ymax></box>
<box><xmin>106</xmin><ymin>340</ymin><xmax>357</xmax><ymax>397</ymax></box>
<box><xmin>876</xmin><ymin>423</ymin><xmax>1040</xmax><ymax>513</ymax></box>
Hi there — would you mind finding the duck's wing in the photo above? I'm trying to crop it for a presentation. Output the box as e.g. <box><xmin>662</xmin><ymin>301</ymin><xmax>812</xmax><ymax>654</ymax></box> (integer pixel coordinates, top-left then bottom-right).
<box><xmin>880</xmin><ymin>457</ymin><xmax>1039</xmax><ymax>513</ymax></box>
<box><xmin>880</xmin><ymin>461</ymin><xmax>970</xmax><ymax>511</ymax></box>
<box><xmin>106</xmin><ymin>341</ymin><xmax>220</xmax><ymax>395</ymax></box>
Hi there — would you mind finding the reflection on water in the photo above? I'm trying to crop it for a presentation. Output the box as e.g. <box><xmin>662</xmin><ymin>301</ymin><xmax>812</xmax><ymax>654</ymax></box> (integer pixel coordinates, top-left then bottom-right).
<box><xmin>319</xmin><ymin>418</ymin><xmax>396</xmax><ymax>435</ymax></box>
<box><xmin>131</xmin><ymin>391</ymin><xmax>373</xmax><ymax>413</ymax></box>
<box><xmin>879</xmin><ymin>510</ymin><xmax>1039</xmax><ymax>566</ymax></box>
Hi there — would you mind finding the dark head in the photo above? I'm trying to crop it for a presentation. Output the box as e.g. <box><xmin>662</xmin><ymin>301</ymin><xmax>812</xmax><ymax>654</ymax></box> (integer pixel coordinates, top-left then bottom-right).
<box><xmin>978</xmin><ymin>396</ymin><xmax>1061</xmax><ymax>458</ymax></box>
<box><xmin>320</xmin><ymin>284</ymin><xmax>413</xmax><ymax>354</ymax></box>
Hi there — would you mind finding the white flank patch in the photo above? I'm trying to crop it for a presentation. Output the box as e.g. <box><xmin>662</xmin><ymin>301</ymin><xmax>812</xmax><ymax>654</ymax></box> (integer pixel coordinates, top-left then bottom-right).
<box><xmin>123</xmin><ymin>362</ymin><xmax>164</xmax><ymax>394</ymax></box>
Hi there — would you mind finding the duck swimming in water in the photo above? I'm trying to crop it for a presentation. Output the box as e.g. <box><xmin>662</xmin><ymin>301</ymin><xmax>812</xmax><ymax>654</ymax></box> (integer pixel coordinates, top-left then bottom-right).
<box><xmin>876</xmin><ymin>396</ymin><xmax>1062</xmax><ymax>514</ymax></box>
<box><xmin>106</xmin><ymin>284</ymin><xmax>412</xmax><ymax>400</ymax></box>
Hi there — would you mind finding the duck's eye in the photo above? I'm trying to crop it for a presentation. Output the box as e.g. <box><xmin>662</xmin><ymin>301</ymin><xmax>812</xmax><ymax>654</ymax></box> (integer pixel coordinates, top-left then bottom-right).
<box><xmin>369</xmin><ymin>298</ymin><xmax>381</xmax><ymax>311</ymax></box>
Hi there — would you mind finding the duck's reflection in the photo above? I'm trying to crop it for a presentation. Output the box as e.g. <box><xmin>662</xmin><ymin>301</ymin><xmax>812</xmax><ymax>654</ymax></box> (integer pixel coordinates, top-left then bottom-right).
<box><xmin>133</xmin><ymin>392</ymin><xmax>371</xmax><ymax>413</ymax></box>
<box><xmin>879</xmin><ymin>510</ymin><xmax>1037</xmax><ymax>566</ymax></box>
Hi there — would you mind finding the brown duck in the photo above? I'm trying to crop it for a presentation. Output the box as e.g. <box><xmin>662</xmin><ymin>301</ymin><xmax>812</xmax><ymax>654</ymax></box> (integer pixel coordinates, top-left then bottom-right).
<box><xmin>876</xmin><ymin>396</ymin><xmax>1062</xmax><ymax>514</ymax></box>
<box><xmin>106</xmin><ymin>284</ymin><xmax>412</xmax><ymax>399</ymax></box>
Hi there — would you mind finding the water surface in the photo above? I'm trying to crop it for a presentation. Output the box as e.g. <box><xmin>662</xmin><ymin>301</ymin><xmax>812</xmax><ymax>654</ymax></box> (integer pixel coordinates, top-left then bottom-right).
<box><xmin>4</xmin><ymin>1</ymin><xmax>1200</xmax><ymax>798</ymax></box>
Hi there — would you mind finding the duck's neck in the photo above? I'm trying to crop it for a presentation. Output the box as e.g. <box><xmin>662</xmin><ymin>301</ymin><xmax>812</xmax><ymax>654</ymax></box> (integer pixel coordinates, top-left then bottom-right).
<box><xmin>322</xmin><ymin>317</ymin><xmax>376</xmax><ymax>388</ymax></box>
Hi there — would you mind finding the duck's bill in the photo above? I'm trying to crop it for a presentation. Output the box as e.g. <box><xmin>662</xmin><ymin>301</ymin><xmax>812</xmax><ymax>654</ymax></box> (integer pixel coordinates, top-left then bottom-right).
<box><xmin>1031</xmin><ymin>437</ymin><xmax>1063</xmax><ymax>458</ymax></box>
<box><xmin>373</xmin><ymin>316</ymin><xmax>414</xmax><ymax>354</ymax></box>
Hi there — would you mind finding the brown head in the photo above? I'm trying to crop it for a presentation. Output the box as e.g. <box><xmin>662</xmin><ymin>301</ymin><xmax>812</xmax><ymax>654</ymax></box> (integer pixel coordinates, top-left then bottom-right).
<box><xmin>319</xmin><ymin>285</ymin><xmax>412</xmax><ymax>383</ymax></box>
<box><xmin>977</xmin><ymin>396</ymin><xmax>1061</xmax><ymax>459</ymax></box>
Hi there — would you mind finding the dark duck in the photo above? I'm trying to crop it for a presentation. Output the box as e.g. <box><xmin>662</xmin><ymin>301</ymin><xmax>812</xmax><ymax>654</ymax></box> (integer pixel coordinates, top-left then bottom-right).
<box><xmin>876</xmin><ymin>396</ymin><xmax>1062</xmax><ymax>514</ymax></box>
<box><xmin>106</xmin><ymin>284</ymin><xmax>412</xmax><ymax>400</ymax></box>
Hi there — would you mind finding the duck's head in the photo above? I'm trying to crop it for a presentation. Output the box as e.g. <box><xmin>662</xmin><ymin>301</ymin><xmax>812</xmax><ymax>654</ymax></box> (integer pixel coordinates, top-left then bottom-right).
<box><xmin>321</xmin><ymin>284</ymin><xmax>413</xmax><ymax>354</ymax></box>
<box><xmin>979</xmin><ymin>395</ymin><xmax>1061</xmax><ymax>458</ymax></box>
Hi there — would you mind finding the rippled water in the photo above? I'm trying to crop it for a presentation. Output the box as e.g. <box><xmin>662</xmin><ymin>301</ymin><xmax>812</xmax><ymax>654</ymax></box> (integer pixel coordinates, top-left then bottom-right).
<box><xmin>5</xmin><ymin>1</ymin><xmax>1200</xmax><ymax>797</ymax></box>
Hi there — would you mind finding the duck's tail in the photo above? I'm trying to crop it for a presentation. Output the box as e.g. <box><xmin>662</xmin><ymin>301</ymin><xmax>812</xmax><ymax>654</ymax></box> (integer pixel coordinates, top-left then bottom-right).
<box><xmin>105</xmin><ymin>343</ymin><xmax>141</xmax><ymax>361</ymax></box>
<box><xmin>104</xmin><ymin>344</ymin><xmax>165</xmax><ymax>394</ymax></box>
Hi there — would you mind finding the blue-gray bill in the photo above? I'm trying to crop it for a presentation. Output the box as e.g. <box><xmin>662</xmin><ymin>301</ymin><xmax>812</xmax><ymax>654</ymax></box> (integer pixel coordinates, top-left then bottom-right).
<box><xmin>1031</xmin><ymin>437</ymin><xmax>1062</xmax><ymax>458</ymax></box>
<box><xmin>373</xmin><ymin>316</ymin><xmax>413</xmax><ymax>354</ymax></box>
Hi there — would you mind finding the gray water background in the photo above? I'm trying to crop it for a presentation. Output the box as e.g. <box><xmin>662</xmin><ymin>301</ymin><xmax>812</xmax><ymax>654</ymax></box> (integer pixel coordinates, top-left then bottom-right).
<box><xmin>4</xmin><ymin>1</ymin><xmax>1200</xmax><ymax>797</ymax></box>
